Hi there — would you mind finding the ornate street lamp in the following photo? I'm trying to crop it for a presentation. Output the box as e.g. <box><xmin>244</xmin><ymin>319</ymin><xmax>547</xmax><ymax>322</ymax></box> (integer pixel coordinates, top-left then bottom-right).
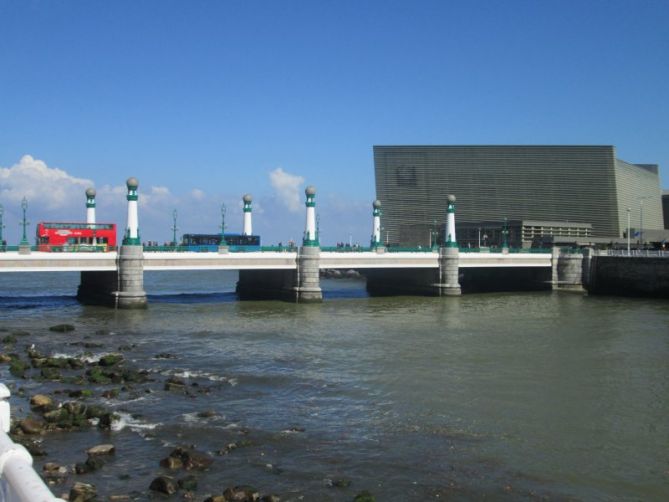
<box><xmin>0</xmin><ymin>204</ymin><xmax>5</xmax><ymax>248</ymax></box>
<box><xmin>219</xmin><ymin>203</ymin><xmax>227</xmax><ymax>246</ymax></box>
<box><xmin>501</xmin><ymin>217</ymin><xmax>509</xmax><ymax>249</ymax></box>
<box><xmin>19</xmin><ymin>197</ymin><xmax>30</xmax><ymax>246</ymax></box>
<box><xmin>171</xmin><ymin>209</ymin><xmax>178</xmax><ymax>247</ymax></box>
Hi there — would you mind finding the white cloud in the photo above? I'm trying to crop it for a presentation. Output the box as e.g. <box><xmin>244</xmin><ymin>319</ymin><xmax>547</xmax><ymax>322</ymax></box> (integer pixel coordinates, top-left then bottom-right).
<box><xmin>269</xmin><ymin>167</ymin><xmax>304</xmax><ymax>213</ymax></box>
<box><xmin>0</xmin><ymin>155</ymin><xmax>93</xmax><ymax>210</ymax></box>
<box><xmin>190</xmin><ymin>188</ymin><xmax>206</xmax><ymax>201</ymax></box>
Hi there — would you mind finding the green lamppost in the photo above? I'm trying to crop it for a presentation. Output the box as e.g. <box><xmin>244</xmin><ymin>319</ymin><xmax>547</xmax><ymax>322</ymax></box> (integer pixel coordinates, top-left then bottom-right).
<box><xmin>219</xmin><ymin>203</ymin><xmax>227</xmax><ymax>245</ymax></box>
<box><xmin>171</xmin><ymin>209</ymin><xmax>178</xmax><ymax>247</ymax></box>
<box><xmin>20</xmin><ymin>197</ymin><xmax>30</xmax><ymax>245</ymax></box>
<box><xmin>501</xmin><ymin>217</ymin><xmax>509</xmax><ymax>250</ymax></box>
<box><xmin>0</xmin><ymin>204</ymin><xmax>5</xmax><ymax>249</ymax></box>
<box><xmin>19</xmin><ymin>197</ymin><xmax>30</xmax><ymax>254</ymax></box>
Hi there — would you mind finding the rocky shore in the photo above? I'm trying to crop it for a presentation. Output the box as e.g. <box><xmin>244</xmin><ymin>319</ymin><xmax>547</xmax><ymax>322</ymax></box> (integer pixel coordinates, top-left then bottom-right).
<box><xmin>0</xmin><ymin>324</ymin><xmax>376</xmax><ymax>501</ymax></box>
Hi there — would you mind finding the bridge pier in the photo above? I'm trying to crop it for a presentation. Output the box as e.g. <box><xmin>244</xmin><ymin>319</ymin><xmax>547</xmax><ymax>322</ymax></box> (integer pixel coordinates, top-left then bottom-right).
<box><xmin>115</xmin><ymin>245</ymin><xmax>147</xmax><ymax>308</ymax></box>
<box><xmin>291</xmin><ymin>246</ymin><xmax>322</xmax><ymax>302</ymax></box>
<box><xmin>552</xmin><ymin>247</ymin><xmax>585</xmax><ymax>291</ymax></box>
<box><xmin>434</xmin><ymin>246</ymin><xmax>461</xmax><ymax>296</ymax></box>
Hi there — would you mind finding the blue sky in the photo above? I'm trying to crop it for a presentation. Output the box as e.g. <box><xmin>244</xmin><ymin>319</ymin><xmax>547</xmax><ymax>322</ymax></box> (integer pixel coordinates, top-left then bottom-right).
<box><xmin>1</xmin><ymin>0</ymin><xmax>667</xmax><ymax>244</ymax></box>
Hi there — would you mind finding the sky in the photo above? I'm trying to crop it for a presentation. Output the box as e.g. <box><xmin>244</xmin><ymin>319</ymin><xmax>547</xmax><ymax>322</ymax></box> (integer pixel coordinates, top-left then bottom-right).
<box><xmin>1</xmin><ymin>0</ymin><xmax>667</xmax><ymax>245</ymax></box>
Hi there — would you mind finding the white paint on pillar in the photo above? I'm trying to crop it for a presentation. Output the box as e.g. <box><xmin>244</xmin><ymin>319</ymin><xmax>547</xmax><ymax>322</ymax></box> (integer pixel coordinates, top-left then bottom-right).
<box><xmin>304</xmin><ymin>186</ymin><xmax>317</xmax><ymax>245</ymax></box>
<box><xmin>446</xmin><ymin>194</ymin><xmax>457</xmax><ymax>247</ymax></box>
<box><xmin>125</xmin><ymin>177</ymin><xmax>140</xmax><ymax>245</ymax></box>
<box><xmin>242</xmin><ymin>194</ymin><xmax>253</xmax><ymax>236</ymax></box>
<box><xmin>372</xmin><ymin>200</ymin><xmax>382</xmax><ymax>245</ymax></box>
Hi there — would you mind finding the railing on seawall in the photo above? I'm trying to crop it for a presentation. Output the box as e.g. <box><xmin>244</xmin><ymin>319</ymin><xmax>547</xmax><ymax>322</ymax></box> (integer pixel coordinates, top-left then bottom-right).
<box><xmin>0</xmin><ymin>384</ymin><xmax>63</xmax><ymax>502</ymax></box>
<box><xmin>604</xmin><ymin>249</ymin><xmax>669</xmax><ymax>258</ymax></box>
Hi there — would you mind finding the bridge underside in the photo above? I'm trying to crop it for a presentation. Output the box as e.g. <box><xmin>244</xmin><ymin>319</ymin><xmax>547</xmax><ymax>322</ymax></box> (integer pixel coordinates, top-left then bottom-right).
<box><xmin>77</xmin><ymin>271</ymin><xmax>118</xmax><ymax>306</ymax></box>
<box><xmin>363</xmin><ymin>266</ymin><xmax>551</xmax><ymax>296</ymax></box>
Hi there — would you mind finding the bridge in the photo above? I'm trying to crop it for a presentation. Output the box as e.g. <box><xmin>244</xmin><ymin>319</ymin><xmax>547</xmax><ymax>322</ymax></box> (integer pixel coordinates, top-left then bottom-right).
<box><xmin>0</xmin><ymin>179</ymin><xmax>587</xmax><ymax>307</ymax></box>
<box><xmin>0</xmin><ymin>249</ymin><xmax>552</xmax><ymax>272</ymax></box>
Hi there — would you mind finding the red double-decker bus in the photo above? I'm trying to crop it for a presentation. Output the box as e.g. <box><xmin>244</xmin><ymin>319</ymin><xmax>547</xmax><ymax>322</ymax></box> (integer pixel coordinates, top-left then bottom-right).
<box><xmin>36</xmin><ymin>222</ymin><xmax>117</xmax><ymax>252</ymax></box>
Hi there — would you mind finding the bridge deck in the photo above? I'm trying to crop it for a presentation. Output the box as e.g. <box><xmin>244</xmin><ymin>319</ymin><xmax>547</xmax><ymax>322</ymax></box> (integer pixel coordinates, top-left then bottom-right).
<box><xmin>0</xmin><ymin>250</ymin><xmax>552</xmax><ymax>272</ymax></box>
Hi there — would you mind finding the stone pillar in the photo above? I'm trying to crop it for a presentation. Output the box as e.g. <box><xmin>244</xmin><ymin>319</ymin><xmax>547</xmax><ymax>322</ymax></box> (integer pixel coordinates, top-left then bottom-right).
<box><xmin>292</xmin><ymin>186</ymin><xmax>322</xmax><ymax>302</ymax></box>
<box><xmin>116</xmin><ymin>245</ymin><xmax>147</xmax><ymax>308</ymax></box>
<box><xmin>86</xmin><ymin>187</ymin><xmax>97</xmax><ymax>245</ymax></box>
<box><xmin>445</xmin><ymin>194</ymin><xmax>457</xmax><ymax>247</ymax></box>
<box><xmin>551</xmin><ymin>246</ymin><xmax>560</xmax><ymax>288</ymax></box>
<box><xmin>436</xmin><ymin>246</ymin><xmax>461</xmax><ymax>295</ymax></box>
<box><xmin>553</xmin><ymin>249</ymin><xmax>585</xmax><ymax>292</ymax></box>
<box><xmin>294</xmin><ymin>245</ymin><xmax>322</xmax><ymax>302</ymax></box>
<box><xmin>581</xmin><ymin>247</ymin><xmax>595</xmax><ymax>291</ymax></box>
<box><xmin>116</xmin><ymin>177</ymin><xmax>146</xmax><ymax>308</ymax></box>
<box><xmin>434</xmin><ymin>195</ymin><xmax>460</xmax><ymax>295</ymax></box>
<box><xmin>242</xmin><ymin>194</ymin><xmax>253</xmax><ymax>236</ymax></box>
<box><xmin>371</xmin><ymin>200</ymin><xmax>385</xmax><ymax>252</ymax></box>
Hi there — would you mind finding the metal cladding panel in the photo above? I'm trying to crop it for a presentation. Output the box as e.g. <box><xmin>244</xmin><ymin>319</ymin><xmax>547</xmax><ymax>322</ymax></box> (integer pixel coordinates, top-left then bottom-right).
<box><xmin>374</xmin><ymin>145</ymin><xmax>621</xmax><ymax>244</ymax></box>
<box><xmin>614</xmin><ymin>159</ymin><xmax>664</xmax><ymax>236</ymax></box>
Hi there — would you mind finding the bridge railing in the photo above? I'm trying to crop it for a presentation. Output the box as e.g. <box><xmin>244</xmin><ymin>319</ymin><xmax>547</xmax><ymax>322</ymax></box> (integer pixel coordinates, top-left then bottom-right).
<box><xmin>0</xmin><ymin>384</ymin><xmax>64</xmax><ymax>501</ymax></box>
<box><xmin>459</xmin><ymin>247</ymin><xmax>552</xmax><ymax>254</ymax></box>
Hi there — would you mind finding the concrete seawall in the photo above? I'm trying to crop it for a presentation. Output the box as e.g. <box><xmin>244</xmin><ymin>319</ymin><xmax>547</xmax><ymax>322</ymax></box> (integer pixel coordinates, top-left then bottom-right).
<box><xmin>587</xmin><ymin>256</ymin><xmax>669</xmax><ymax>298</ymax></box>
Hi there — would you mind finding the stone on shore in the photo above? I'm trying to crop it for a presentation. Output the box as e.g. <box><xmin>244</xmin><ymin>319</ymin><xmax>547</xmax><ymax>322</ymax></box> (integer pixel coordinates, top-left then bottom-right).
<box><xmin>87</xmin><ymin>443</ymin><xmax>116</xmax><ymax>456</ymax></box>
<box><xmin>49</xmin><ymin>323</ymin><xmax>75</xmax><ymax>332</ymax></box>
<box><xmin>70</xmin><ymin>481</ymin><xmax>97</xmax><ymax>502</ymax></box>
<box><xmin>149</xmin><ymin>476</ymin><xmax>178</xmax><ymax>495</ymax></box>
<box><xmin>99</xmin><ymin>353</ymin><xmax>124</xmax><ymax>367</ymax></box>
<box><xmin>223</xmin><ymin>485</ymin><xmax>261</xmax><ymax>501</ymax></box>
<box><xmin>17</xmin><ymin>417</ymin><xmax>45</xmax><ymax>434</ymax></box>
<box><xmin>30</xmin><ymin>394</ymin><xmax>54</xmax><ymax>412</ymax></box>
<box><xmin>164</xmin><ymin>446</ymin><xmax>214</xmax><ymax>471</ymax></box>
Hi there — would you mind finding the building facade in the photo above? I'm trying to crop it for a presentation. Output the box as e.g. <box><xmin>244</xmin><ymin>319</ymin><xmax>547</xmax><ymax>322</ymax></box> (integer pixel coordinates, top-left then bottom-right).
<box><xmin>374</xmin><ymin>145</ymin><xmax>664</xmax><ymax>246</ymax></box>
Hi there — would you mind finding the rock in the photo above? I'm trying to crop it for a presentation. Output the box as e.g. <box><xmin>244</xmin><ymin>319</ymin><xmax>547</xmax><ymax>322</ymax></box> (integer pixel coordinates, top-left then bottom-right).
<box><xmin>159</xmin><ymin>456</ymin><xmax>183</xmax><ymax>470</ymax></box>
<box><xmin>330</xmin><ymin>478</ymin><xmax>351</xmax><ymax>488</ymax></box>
<box><xmin>164</xmin><ymin>446</ymin><xmax>213</xmax><ymax>471</ymax></box>
<box><xmin>203</xmin><ymin>497</ymin><xmax>227</xmax><ymax>502</ymax></box>
<box><xmin>11</xmin><ymin>330</ymin><xmax>30</xmax><ymax>337</ymax></box>
<box><xmin>16</xmin><ymin>437</ymin><xmax>47</xmax><ymax>456</ymax></box>
<box><xmin>86</xmin><ymin>367</ymin><xmax>111</xmax><ymax>384</ymax></box>
<box><xmin>155</xmin><ymin>352</ymin><xmax>176</xmax><ymax>359</ymax></box>
<box><xmin>99</xmin><ymin>353</ymin><xmax>124</xmax><ymax>367</ymax></box>
<box><xmin>97</xmin><ymin>413</ymin><xmax>116</xmax><ymax>430</ymax></box>
<box><xmin>49</xmin><ymin>324</ymin><xmax>75</xmax><ymax>332</ymax></box>
<box><xmin>40</xmin><ymin>367</ymin><xmax>61</xmax><ymax>380</ymax></box>
<box><xmin>353</xmin><ymin>491</ymin><xmax>375</xmax><ymax>502</ymax></box>
<box><xmin>0</xmin><ymin>353</ymin><xmax>12</xmax><ymax>363</ymax></box>
<box><xmin>149</xmin><ymin>476</ymin><xmax>177</xmax><ymax>495</ymax></box>
<box><xmin>2</xmin><ymin>334</ymin><xmax>17</xmax><ymax>344</ymax></box>
<box><xmin>70</xmin><ymin>481</ymin><xmax>97</xmax><ymax>502</ymax></box>
<box><xmin>223</xmin><ymin>485</ymin><xmax>260</xmax><ymax>501</ymax></box>
<box><xmin>30</xmin><ymin>394</ymin><xmax>54</xmax><ymax>412</ymax></box>
<box><xmin>75</xmin><ymin>456</ymin><xmax>105</xmax><ymax>474</ymax></box>
<box><xmin>261</xmin><ymin>496</ymin><xmax>281</xmax><ymax>502</ymax></box>
<box><xmin>108</xmin><ymin>496</ymin><xmax>131</xmax><ymax>502</ymax></box>
<box><xmin>9</xmin><ymin>358</ymin><xmax>29</xmax><ymax>378</ymax></box>
<box><xmin>68</xmin><ymin>389</ymin><xmax>94</xmax><ymax>398</ymax></box>
<box><xmin>178</xmin><ymin>474</ymin><xmax>198</xmax><ymax>491</ymax></box>
<box><xmin>87</xmin><ymin>443</ymin><xmax>115</xmax><ymax>456</ymax></box>
<box><xmin>18</xmin><ymin>417</ymin><xmax>45</xmax><ymax>434</ymax></box>
<box><xmin>101</xmin><ymin>389</ymin><xmax>120</xmax><ymax>398</ymax></box>
<box><xmin>43</xmin><ymin>462</ymin><xmax>69</xmax><ymax>479</ymax></box>
<box><xmin>164</xmin><ymin>376</ymin><xmax>187</xmax><ymax>392</ymax></box>
<box><xmin>197</xmin><ymin>410</ymin><xmax>217</xmax><ymax>418</ymax></box>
